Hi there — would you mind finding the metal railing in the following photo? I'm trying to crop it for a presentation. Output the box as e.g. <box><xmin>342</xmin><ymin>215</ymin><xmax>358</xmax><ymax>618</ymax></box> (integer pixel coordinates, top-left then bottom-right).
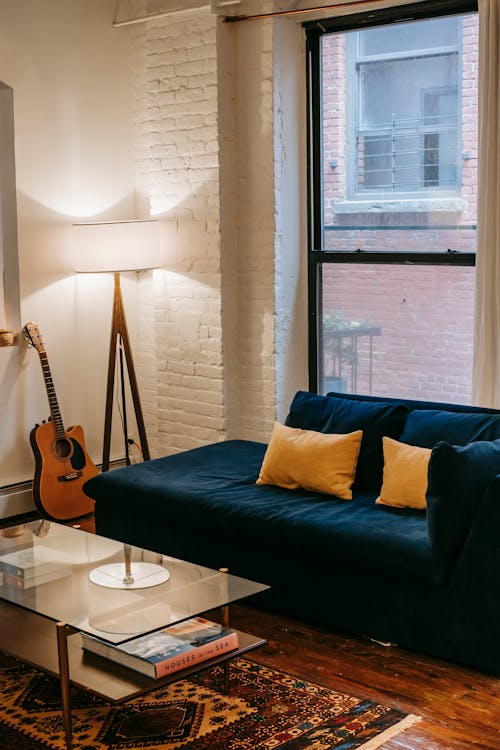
<box><xmin>356</xmin><ymin>114</ymin><xmax>459</xmax><ymax>191</ymax></box>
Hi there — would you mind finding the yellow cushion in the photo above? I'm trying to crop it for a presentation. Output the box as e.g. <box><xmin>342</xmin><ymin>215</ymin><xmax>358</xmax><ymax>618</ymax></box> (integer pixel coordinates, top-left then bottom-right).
<box><xmin>375</xmin><ymin>436</ymin><xmax>432</xmax><ymax>510</ymax></box>
<box><xmin>256</xmin><ymin>422</ymin><xmax>363</xmax><ymax>500</ymax></box>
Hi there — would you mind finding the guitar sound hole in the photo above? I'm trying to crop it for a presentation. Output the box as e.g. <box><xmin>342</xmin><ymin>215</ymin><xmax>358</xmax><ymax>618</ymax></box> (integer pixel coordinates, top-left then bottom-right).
<box><xmin>54</xmin><ymin>439</ymin><xmax>72</xmax><ymax>459</ymax></box>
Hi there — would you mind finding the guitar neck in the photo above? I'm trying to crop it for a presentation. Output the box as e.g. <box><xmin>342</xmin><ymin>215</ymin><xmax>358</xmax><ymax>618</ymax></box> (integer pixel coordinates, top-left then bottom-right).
<box><xmin>38</xmin><ymin>352</ymin><xmax>66</xmax><ymax>439</ymax></box>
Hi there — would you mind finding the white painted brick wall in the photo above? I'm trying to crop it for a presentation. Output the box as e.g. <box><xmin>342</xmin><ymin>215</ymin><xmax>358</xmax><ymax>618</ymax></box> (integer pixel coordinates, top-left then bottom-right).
<box><xmin>133</xmin><ymin>8</ymin><xmax>225</xmax><ymax>456</ymax></box>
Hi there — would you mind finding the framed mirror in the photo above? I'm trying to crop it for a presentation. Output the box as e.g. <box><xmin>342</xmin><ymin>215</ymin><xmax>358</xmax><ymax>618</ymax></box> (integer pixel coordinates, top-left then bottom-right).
<box><xmin>0</xmin><ymin>81</ymin><xmax>20</xmax><ymax>347</ymax></box>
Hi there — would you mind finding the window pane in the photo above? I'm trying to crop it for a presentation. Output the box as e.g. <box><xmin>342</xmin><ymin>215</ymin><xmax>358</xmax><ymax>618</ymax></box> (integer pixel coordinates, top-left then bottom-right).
<box><xmin>319</xmin><ymin>264</ymin><xmax>474</xmax><ymax>403</ymax></box>
<box><xmin>356</xmin><ymin>54</ymin><xmax>459</xmax><ymax>192</ymax></box>
<box><xmin>358</xmin><ymin>55</ymin><xmax>458</xmax><ymax>130</ymax></box>
<box><xmin>358</xmin><ymin>16</ymin><xmax>460</xmax><ymax>56</ymax></box>
<box><xmin>321</xmin><ymin>12</ymin><xmax>477</xmax><ymax>225</ymax></box>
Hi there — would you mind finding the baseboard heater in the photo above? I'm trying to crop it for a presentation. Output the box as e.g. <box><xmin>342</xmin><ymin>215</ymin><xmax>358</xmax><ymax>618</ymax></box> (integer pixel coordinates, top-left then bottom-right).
<box><xmin>0</xmin><ymin>481</ymin><xmax>34</xmax><ymax>519</ymax></box>
<box><xmin>0</xmin><ymin>459</ymin><xmax>126</xmax><ymax>521</ymax></box>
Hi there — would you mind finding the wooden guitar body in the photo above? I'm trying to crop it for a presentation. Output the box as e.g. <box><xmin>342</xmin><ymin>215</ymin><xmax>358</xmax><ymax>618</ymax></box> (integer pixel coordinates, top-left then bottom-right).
<box><xmin>24</xmin><ymin>321</ymin><xmax>99</xmax><ymax>521</ymax></box>
<box><xmin>30</xmin><ymin>421</ymin><xmax>97</xmax><ymax>521</ymax></box>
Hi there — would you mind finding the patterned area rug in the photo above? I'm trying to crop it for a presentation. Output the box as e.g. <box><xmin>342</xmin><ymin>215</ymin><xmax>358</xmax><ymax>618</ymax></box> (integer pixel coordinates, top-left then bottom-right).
<box><xmin>0</xmin><ymin>653</ymin><xmax>419</xmax><ymax>749</ymax></box>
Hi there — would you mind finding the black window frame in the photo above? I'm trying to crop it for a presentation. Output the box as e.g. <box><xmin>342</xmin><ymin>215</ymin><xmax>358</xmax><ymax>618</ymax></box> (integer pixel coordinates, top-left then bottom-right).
<box><xmin>305</xmin><ymin>0</ymin><xmax>478</xmax><ymax>394</ymax></box>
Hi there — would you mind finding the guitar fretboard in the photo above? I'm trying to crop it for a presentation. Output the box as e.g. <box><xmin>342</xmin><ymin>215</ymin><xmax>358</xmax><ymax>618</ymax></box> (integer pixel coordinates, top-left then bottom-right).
<box><xmin>39</xmin><ymin>352</ymin><xmax>66</xmax><ymax>440</ymax></box>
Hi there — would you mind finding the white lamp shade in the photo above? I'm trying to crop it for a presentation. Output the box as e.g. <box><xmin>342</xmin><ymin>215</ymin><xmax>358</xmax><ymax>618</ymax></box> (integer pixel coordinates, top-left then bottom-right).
<box><xmin>73</xmin><ymin>219</ymin><xmax>161</xmax><ymax>273</ymax></box>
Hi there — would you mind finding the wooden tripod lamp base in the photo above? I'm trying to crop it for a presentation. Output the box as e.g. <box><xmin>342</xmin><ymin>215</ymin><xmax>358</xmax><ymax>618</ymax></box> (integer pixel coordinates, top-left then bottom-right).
<box><xmin>101</xmin><ymin>272</ymin><xmax>151</xmax><ymax>472</ymax></box>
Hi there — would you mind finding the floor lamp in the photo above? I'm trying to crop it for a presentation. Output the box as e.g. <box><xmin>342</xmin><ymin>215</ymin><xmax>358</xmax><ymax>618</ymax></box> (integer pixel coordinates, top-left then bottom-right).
<box><xmin>74</xmin><ymin>220</ymin><xmax>169</xmax><ymax>590</ymax></box>
<box><xmin>73</xmin><ymin>220</ymin><xmax>161</xmax><ymax>473</ymax></box>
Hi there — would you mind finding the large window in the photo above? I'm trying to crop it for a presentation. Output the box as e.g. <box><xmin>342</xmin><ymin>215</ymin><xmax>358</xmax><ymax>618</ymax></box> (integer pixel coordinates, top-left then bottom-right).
<box><xmin>307</xmin><ymin>2</ymin><xmax>478</xmax><ymax>403</ymax></box>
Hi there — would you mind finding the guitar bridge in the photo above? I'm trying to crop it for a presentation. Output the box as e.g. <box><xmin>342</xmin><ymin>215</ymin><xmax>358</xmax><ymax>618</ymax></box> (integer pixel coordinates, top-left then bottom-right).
<box><xmin>58</xmin><ymin>471</ymin><xmax>83</xmax><ymax>483</ymax></box>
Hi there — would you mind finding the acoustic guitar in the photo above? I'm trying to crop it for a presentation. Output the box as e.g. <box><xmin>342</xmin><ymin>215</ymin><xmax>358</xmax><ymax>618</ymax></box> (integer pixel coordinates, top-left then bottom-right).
<box><xmin>23</xmin><ymin>322</ymin><xmax>98</xmax><ymax>521</ymax></box>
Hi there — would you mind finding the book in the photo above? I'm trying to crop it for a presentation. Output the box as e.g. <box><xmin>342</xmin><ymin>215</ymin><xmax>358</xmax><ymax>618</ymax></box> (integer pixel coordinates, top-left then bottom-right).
<box><xmin>81</xmin><ymin>616</ymin><xmax>240</xmax><ymax>678</ymax></box>
<box><xmin>0</xmin><ymin>546</ymin><xmax>70</xmax><ymax>580</ymax></box>
<box><xmin>1</xmin><ymin>567</ymin><xmax>72</xmax><ymax>590</ymax></box>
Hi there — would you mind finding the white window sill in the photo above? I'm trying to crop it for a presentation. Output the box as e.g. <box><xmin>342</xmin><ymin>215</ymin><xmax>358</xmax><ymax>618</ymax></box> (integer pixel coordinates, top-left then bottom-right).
<box><xmin>333</xmin><ymin>196</ymin><xmax>466</xmax><ymax>214</ymax></box>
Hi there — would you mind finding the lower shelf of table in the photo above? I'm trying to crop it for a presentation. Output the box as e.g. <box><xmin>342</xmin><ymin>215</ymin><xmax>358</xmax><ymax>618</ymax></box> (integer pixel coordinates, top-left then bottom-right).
<box><xmin>0</xmin><ymin>600</ymin><xmax>266</xmax><ymax>702</ymax></box>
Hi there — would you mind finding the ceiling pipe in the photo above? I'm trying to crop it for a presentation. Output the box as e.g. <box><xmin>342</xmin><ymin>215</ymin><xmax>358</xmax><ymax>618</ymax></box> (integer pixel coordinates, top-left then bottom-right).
<box><xmin>222</xmin><ymin>0</ymin><xmax>427</xmax><ymax>22</ymax></box>
<box><xmin>222</xmin><ymin>0</ymin><xmax>394</xmax><ymax>22</ymax></box>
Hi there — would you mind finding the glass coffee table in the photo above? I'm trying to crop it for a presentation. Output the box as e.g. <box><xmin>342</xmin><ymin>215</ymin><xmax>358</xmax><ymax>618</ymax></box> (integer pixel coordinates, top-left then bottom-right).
<box><xmin>0</xmin><ymin>519</ymin><xmax>269</xmax><ymax>749</ymax></box>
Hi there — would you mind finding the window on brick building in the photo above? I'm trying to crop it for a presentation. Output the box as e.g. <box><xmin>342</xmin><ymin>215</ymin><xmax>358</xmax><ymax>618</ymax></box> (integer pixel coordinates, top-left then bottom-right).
<box><xmin>348</xmin><ymin>17</ymin><xmax>461</xmax><ymax>196</ymax></box>
<box><xmin>306</xmin><ymin>1</ymin><xmax>478</xmax><ymax>403</ymax></box>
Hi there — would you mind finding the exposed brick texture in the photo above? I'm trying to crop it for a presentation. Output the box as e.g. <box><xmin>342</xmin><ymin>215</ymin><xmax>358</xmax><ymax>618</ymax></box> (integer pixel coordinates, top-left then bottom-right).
<box><xmin>322</xmin><ymin>264</ymin><xmax>475</xmax><ymax>403</ymax></box>
<box><xmin>133</xmin><ymin>8</ymin><xmax>226</xmax><ymax>456</ymax></box>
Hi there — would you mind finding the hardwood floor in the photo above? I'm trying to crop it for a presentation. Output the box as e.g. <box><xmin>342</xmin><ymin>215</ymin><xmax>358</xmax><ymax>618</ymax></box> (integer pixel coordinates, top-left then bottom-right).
<box><xmin>230</xmin><ymin>605</ymin><xmax>500</xmax><ymax>750</ymax></box>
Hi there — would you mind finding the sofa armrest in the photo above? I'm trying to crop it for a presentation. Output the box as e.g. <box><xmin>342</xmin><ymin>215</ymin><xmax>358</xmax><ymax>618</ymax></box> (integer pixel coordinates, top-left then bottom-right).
<box><xmin>445</xmin><ymin>474</ymin><xmax>500</xmax><ymax>672</ymax></box>
<box><xmin>450</xmin><ymin>473</ymin><xmax>500</xmax><ymax>597</ymax></box>
<box><xmin>442</xmin><ymin>476</ymin><xmax>500</xmax><ymax>674</ymax></box>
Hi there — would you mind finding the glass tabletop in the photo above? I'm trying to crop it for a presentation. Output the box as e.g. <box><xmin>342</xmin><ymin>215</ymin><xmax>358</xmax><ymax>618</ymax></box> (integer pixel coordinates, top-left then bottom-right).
<box><xmin>0</xmin><ymin>520</ymin><xmax>269</xmax><ymax>645</ymax></box>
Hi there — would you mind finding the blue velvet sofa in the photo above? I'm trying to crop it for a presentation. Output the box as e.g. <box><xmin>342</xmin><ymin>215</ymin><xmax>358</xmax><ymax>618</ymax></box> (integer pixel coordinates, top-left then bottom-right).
<box><xmin>83</xmin><ymin>391</ymin><xmax>500</xmax><ymax>676</ymax></box>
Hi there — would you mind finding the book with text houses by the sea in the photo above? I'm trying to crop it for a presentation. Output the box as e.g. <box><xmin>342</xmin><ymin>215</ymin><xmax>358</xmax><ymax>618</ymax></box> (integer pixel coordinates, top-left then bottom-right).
<box><xmin>81</xmin><ymin>616</ymin><xmax>239</xmax><ymax>678</ymax></box>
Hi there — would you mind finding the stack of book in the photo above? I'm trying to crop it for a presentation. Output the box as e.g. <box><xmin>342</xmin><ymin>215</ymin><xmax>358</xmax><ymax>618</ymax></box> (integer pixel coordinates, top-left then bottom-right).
<box><xmin>81</xmin><ymin>616</ymin><xmax>240</xmax><ymax>678</ymax></box>
<box><xmin>0</xmin><ymin>546</ymin><xmax>71</xmax><ymax>590</ymax></box>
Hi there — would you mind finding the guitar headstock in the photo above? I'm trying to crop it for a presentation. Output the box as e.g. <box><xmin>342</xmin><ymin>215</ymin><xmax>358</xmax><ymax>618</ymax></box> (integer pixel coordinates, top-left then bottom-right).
<box><xmin>23</xmin><ymin>322</ymin><xmax>46</xmax><ymax>354</ymax></box>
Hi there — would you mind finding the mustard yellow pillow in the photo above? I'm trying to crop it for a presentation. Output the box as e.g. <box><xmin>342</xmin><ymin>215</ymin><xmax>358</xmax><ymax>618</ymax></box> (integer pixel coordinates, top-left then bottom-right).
<box><xmin>376</xmin><ymin>436</ymin><xmax>431</xmax><ymax>510</ymax></box>
<box><xmin>256</xmin><ymin>422</ymin><xmax>363</xmax><ymax>500</ymax></box>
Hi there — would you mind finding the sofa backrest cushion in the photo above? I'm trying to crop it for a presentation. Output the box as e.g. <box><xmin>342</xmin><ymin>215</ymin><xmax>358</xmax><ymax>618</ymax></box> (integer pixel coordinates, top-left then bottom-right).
<box><xmin>397</xmin><ymin>409</ymin><xmax>500</xmax><ymax>448</ymax></box>
<box><xmin>427</xmin><ymin>438</ymin><xmax>500</xmax><ymax>561</ymax></box>
<box><xmin>327</xmin><ymin>390</ymin><xmax>500</xmax><ymax>416</ymax></box>
<box><xmin>285</xmin><ymin>391</ymin><xmax>409</xmax><ymax>489</ymax></box>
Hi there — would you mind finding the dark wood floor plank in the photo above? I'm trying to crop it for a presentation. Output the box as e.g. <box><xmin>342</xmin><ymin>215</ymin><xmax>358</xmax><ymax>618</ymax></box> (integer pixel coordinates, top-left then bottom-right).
<box><xmin>232</xmin><ymin>605</ymin><xmax>500</xmax><ymax>750</ymax></box>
